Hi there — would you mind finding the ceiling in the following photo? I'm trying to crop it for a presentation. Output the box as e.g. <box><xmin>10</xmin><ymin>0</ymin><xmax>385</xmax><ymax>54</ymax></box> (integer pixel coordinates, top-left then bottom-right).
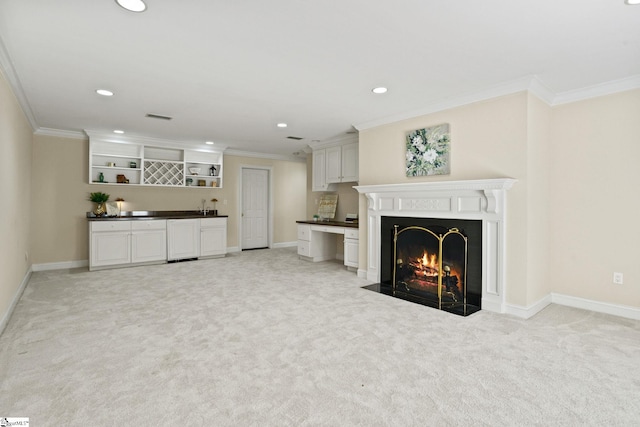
<box><xmin>0</xmin><ymin>0</ymin><xmax>639</xmax><ymax>158</ymax></box>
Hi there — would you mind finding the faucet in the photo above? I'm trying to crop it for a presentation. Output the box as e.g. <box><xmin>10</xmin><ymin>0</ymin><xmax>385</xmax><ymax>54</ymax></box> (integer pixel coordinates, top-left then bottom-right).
<box><xmin>199</xmin><ymin>199</ymin><xmax>209</xmax><ymax>215</ymax></box>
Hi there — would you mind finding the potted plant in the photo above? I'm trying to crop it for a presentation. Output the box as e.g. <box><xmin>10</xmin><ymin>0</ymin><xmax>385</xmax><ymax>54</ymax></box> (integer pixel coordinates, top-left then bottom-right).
<box><xmin>89</xmin><ymin>192</ymin><xmax>110</xmax><ymax>216</ymax></box>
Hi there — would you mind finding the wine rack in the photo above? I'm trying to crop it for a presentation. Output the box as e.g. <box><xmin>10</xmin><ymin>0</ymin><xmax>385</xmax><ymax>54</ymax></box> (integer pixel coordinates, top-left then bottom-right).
<box><xmin>143</xmin><ymin>160</ymin><xmax>184</xmax><ymax>186</ymax></box>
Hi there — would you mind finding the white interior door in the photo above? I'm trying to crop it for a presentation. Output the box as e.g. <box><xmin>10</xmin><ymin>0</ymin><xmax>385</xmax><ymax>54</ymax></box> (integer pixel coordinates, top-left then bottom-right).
<box><xmin>242</xmin><ymin>168</ymin><xmax>269</xmax><ymax>249</ymax></box>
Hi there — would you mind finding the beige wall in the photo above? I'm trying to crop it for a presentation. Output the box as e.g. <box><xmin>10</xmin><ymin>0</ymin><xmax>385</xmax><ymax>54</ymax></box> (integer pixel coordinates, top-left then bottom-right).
<box><xmin>525</xmin><ymin>94</ymin><xmax>553</xmax><ymax>303</ymax></box>
<box><xmin>0</xmin><ymin>69</ymin><xmax>33</xmax><ymax>324</ymax></box>
<box><xmin>549</xmin><ymin>90</ymin><xmax>640</xmax><ymax>307</ymax></box>
<box><xmin>30</xmin><ymin>136</ymin><xmax>307</xmax><ymax>264</ymax></box>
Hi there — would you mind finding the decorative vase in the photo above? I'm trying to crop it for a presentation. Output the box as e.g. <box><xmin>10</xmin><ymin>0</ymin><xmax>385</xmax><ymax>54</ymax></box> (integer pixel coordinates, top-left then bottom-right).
<box><xmin>94</xmin><ymin>202</ymin><xmax>106</xmax><ymax>216</ymax></box>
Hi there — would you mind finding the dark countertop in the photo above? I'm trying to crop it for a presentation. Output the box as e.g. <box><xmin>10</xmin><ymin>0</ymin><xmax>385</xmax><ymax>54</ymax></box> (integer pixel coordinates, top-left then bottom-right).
<box><xmin>87</xmin><ymin>210</ymin><xmax>228</xmax><ymax>221</ymax></box>
<box><xmin>296</xmin><ymin>220</ymin><xmax>358</xmax><ymax>228</ymax></box>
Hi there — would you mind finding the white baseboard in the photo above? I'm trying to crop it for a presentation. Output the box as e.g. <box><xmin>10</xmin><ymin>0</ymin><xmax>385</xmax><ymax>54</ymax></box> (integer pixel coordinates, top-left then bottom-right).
<box><xmin>0</xmin><ymin>266</ymin><xmax>32</xmax><ymax>336</ymax></box>
<box><xmin>503</xmin><ymin>292</ymin><xmax>640</xmax><ymax>321</ymax></box>
<box><xmin>32</xmin><ymin>260</ymin><xmax>88</xmax><ymax>272</ymax></box>
<box><xmin>226</xmin><ymin>246</ymin><xmax>241</xmax><ymax>253</ymax></box>
<box><xmin>271</xmin><ymin>241</ymin><xmax>297</xmax><ymax>249</ymax></box>
<box><xmin>505</xmin><ymin>294</ymin><xmax>552</xmax><ymax>319</ymax></box>
<box><xmin>357</xmin><ymin>269</ymin><xmax>369</xmax><ymax>279</ymax></box>
<box><xmin>551</xmin><ymin>293</ymin><xmax>640</xmax><ymax>321</ymax></box>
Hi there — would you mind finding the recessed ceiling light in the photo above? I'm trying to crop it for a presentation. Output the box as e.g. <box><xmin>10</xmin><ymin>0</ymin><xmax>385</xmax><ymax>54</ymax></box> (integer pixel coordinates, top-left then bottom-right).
<box><xmin>205</xmin><ymin>141</ymin><xmax>214</xmax><ymax>145</ymax></box>
<box><xmin>372</xmin><ymin>87</ymin><xmax>388</xmax><ymax>94</ymax></box>
<box><xmin>96</xmin><ymin>89</ymin><xmax>114</xmax><ymax>96</ymax></box>
<box><xmin>277</xmin><ymin>123</ymin><xmax>288</xmax><ymax>128</ymax></box>
<box><xmin>113</xmin><ymin>130</ymin><xmax>124</xmax><ymax>134</ymax></box>
<box><xmin>115</xmin><ymin>0</ymin><xmax>147</xmax><ymax>12</ymax></box>
<box><xmin>625</xmin><ymin>0</ymin><xmax>640</xmax><ymax>4</ymax></box>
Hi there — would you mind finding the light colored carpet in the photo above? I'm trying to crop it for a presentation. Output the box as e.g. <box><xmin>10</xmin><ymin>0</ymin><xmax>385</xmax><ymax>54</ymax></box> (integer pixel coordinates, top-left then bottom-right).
<box><xmin>1</xmin><ymin>247</ymin><xmax>639</xmax><ymax>426</ymax></box>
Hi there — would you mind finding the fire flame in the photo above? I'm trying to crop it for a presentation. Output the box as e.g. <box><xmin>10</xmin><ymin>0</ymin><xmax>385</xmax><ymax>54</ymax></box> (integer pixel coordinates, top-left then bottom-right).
<box><xmin>420</xmin><ymin>252</ymin><xmax>437</xmax><ymax>269</ymax></box>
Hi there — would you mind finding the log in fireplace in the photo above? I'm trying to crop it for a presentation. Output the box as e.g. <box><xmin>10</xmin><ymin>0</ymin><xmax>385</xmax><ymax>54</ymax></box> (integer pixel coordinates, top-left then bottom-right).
<box><xmin>366</xmin><ymin>216</ymin><xmax>483</xmax><ymax>316</ymax></box>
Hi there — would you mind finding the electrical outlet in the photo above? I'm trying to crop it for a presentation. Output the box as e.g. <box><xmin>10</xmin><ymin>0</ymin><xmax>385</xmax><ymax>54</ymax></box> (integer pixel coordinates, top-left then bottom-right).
<box><xmin>24</xmin><ymin>252</ymin><xmax>29</xmax><ymax>261</ymax></box>
<box><xmin>613</xmin><ymin>272</ymin><xmax>623</xmax><ymax>285</ymax></box>
<box><xmin>223</xmin><ymin>199</ymin><xmax>227</xmax><ymax>205</ymax></box>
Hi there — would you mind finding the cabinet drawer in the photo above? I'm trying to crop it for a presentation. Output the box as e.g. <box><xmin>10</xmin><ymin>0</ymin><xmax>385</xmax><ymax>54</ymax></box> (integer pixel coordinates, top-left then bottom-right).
<box><xmin>131</xmin><ymin>219</ymin><xmax>166</xmax><ymax>231</ymax></box>
<box><xmin>310</xmin><ymin>225</ymin><xmax>344</xmax><ymax>234</ymax></box>
<box><xmin>345</xmin><ymin>229</ymin><xmax>359</xmax><ymax>239</ymax></box>
<box><xmin>297</xmin><ymin>224</ymin><xmax>311</xmax><ymax>241</ymax></box>
<box><xmin>201</xmin><ymin>217</ymin><xmax>227</xmax><ymax>228</ymax></box>
<box><xmin>297</xmin><ymin>240</ymin><xmax>311</xmax><ymax>257</ymax></box>
<box><xmin>91</xmin><ymin>221</ymin><xmax>131</xmax><ymax>232</ymax></box>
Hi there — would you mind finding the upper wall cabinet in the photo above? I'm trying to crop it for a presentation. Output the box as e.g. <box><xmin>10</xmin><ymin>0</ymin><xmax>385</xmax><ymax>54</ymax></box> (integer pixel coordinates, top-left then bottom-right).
<box><xmin>88</xmin><ymin>132</ymin><xmax>225</xmax><ymax>188</ymax></box>
<box><xmin>326</xmin><ymin>141</ymin><xmax>358</xmax><ymax>184</ymax></box>
<box><xmin>312</xmin><ymin>149</ymin><xmax>330</xmax><ymax>192</ymax></box>
<box><xmin>310</xmin><ymin>134</ymin><xmax>358</xmax><ymax>191</ymax></box>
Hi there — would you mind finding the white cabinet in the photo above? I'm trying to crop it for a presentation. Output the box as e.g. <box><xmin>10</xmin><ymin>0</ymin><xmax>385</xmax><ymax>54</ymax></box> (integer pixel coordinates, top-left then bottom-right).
<box><xmin>297</xmin><ymin>223</ymin><xmax>358</xmax><ymax>270</ymax></box>
<box><xmin>131</xmin><ymin>220</ymin><xmax>167</xmax><ymax>263</ymax></box>
<box><xmin>87</xmin><ymin>132</ymin><xmax>225</xmax><ymax>188</ymax></box>
<box><xmin>326</xmin><ymin>142</ymin><xmax>358</xmax><ymax>184</ymax></box>
<box><xmin>312</xmin><ymin>149</ymin><xmax>333</xmax><ymax>192</ymax></box>
<box><xmin>90</xmin><ymin>220</ymin><xmax>169</xmax><ymax>270</ymax></box>
<box><xmin>167</xmin><ymin>219</ymin><xmax>200</xmax><ymax>260</ymax></box>
<box><xmin>310</xmin><ymin>134</ymin><xmax>358</xmax><ymax>191</ymax></box>
<box><xmin>89</xmin><ymin>216</ymin><xmax>227</xmax><ymax>270</ymax></box>
<box><xmin>343</xmin><ymin>228</ymin><xmax>359</xmax><ymax>269</ymax></box>
<box><xmin>90</xmin><ymin>222</ymin><xmax>131</xmax><ymax>269</ymax></box>
<box><xmin>340</xmin><ymin>142</ymin><xmax>359</xmax><ymax>182</ymax></box>
<box><xmin>200</xmin><ymin>217</ymin><xmax>227</xmax><ymax>258</ymax></box>
<box><xmin>297</xmin><ymin>224</ymin><xmax>335</xmax><ymax>262</ymax></box>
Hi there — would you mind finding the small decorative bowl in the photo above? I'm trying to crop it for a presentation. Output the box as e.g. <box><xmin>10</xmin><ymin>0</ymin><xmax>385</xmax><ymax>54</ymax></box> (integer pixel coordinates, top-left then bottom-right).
<box><xmin>189</xmin><ymin>167</ymin><xmax>201</xmax><ymax>175</ymax></box>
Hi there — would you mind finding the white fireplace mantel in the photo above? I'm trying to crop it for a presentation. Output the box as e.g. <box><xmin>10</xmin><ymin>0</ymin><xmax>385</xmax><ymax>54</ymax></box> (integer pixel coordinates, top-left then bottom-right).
<box><xmin>355</xmin><ymin>178</ymin><xmax>517</xmax><ymax>314</ymax></box>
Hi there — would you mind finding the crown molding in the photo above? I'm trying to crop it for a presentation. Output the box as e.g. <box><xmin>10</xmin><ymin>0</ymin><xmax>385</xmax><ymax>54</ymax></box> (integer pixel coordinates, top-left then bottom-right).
<box><xmin>35</xmin><ymin>127</ymin><xmax>86</xmax><ymax>139</ymax></box>
<box><xmin>354</xmin><ymin>74</ymin><xmax>640</xmax><ymax>131</ymax></box>
<box><xmin>35</xmin><ymin>128</ymin><xmax>306</xmax><ymax>161</ymax></box>
<box><xmin>551</xmin><ymin>74</ymin><xmax>640</xmax><ymax>106</ymax></box>
<box><xmin>84</xmin><ymin>130</ymin><xmax>229</xmax><ymax>152</ymax></box>
<box><xmin>308</xmin><ymin>133</ymin><xmax>358</xmax><ymax>150</ymax></box>
<box><xmin>0</xmin><ymin>36</ymin><xmax>38</xmax><ymax>131</ymax></box>
<box><xmin>527</xmin><ymin>76</ymin><xmax>556</xmax><ymax>105</ymax></box>
<box><xmin>353</xmin><ymin>76</ymin><xmax>537</xmax><ymax>131</ymax></box>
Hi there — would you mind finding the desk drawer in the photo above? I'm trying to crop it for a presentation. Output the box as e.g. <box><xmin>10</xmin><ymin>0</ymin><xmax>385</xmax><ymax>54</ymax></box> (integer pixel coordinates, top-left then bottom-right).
<box><xmin>297</xmin><ymin>224</ymin><xmax>311</xmax><ymax>241</ymax></box>
<box><xmin>345</xmin><ymin>229</ymin><xmax>359</xmax><ymax>239</ymax></box>
<box><xmin>311</xmin><ymin>225</ymin><xmax>345</xmax><ymax>234</ymax></box>
<box><xmin>297</xmin><ymin>240</ymin><xmax>311</xmax><ymax>257</ymax></box>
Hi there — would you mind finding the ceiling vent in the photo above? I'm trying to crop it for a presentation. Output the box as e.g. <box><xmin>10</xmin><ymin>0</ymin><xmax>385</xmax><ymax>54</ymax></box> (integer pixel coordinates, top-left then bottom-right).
<box><xmin>146</xmin><ymin>113</ymin><xmax>173</xmax><ymax>120</ymax></box>
<box><xmin>287</xmin><ymin>136</ymin><xmax>304</xmax><ymax>140</ymax></box>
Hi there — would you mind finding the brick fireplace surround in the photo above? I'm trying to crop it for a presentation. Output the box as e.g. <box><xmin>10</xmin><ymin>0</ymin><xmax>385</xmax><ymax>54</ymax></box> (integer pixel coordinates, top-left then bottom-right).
<box><xmin>355</xmin><ymin>179</ymin><xmax>516</xmax><ymax>314</ymax></box>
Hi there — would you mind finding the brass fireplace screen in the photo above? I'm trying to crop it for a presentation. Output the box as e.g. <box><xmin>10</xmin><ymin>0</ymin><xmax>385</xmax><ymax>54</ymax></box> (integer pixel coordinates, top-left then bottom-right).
<box><xmin>392</xmin><ymin>225</ymin><xmax>469</xmax><ymax>312</ymax></box>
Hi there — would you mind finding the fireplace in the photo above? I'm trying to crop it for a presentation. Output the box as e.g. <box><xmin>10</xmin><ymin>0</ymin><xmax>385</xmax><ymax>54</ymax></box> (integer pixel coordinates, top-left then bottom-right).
<box><xmin>378</xmin><ymin>216</ymin><xmax>482</xmax><ymax>315</ymax></box>
<box><xmin>355</xmin><ymin>179</ymin><xmax>516</xmax><ymax>315</ymax></box>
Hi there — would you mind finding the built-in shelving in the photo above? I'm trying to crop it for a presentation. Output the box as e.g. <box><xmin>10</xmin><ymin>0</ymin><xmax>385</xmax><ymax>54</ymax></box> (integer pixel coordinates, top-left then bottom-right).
<box><xmin>88</xmin><ymin>132</ymin><xmax>225</xmax><ymax>188</ymax></box>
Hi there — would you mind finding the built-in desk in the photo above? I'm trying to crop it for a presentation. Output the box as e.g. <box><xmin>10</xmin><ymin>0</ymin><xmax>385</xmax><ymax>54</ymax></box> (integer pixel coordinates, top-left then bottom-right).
<box><xmin>296</xmin><ymin>221</ymin><xmax>358</xmax><ymax>270</ymax></box>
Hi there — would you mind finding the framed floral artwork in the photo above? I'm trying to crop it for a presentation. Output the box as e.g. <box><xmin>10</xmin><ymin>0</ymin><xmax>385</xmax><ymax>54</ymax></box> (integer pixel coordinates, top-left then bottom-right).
<box><xmin>405</xmin><ymin>123</ymin><xmax>450</xmax><ymax>176</ymax></box>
